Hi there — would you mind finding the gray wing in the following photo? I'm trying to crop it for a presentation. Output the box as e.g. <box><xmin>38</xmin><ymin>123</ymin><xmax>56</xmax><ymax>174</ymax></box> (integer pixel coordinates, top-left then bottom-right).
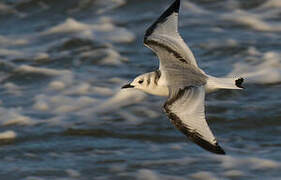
<box><xmin>144</xmin><ymin>0</ymin><xmax>199</xmax><ymax>69</ymax></box>
<box><xmin>163</xmin><ymin>86</ymin><xmax>225</xmax><ymax>155</ymax></box>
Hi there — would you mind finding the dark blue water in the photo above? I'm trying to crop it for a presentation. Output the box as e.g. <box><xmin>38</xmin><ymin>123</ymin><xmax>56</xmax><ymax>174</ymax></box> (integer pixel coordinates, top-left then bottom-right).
<box><xmin>0</xmin><ymin>0</ymin><xmax>280</xmax><ymax>179</ymax></box>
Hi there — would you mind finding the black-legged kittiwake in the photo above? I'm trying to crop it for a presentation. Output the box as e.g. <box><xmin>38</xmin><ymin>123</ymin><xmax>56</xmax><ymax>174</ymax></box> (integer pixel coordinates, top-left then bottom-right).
<box><xmin>122</xmin><ymin>0</ymin><xmax>244</xmax><ymax>155</ymax></box>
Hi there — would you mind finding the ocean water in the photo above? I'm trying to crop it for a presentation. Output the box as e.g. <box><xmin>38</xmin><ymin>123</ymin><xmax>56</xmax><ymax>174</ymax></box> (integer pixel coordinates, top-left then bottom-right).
<box><xmin>0</xmin><ymin>0</ymin><xmax>280</xmax><ymax>179</ymax></box>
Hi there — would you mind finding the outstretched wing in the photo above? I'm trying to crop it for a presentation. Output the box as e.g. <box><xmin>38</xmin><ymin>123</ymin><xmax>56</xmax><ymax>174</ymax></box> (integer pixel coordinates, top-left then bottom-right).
<box><xmin>163</xmin><ymin>86</ymin><xmax>225</xmax><ymax>155</ymax></box>
<box><xmin>144</xmin><ymin>0</ymin><xmax>199</xmax><ymax>69</ymax></box>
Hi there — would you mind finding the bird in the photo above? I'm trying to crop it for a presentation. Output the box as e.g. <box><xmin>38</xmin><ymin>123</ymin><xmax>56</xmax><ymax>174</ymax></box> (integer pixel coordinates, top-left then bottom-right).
<box><xmin>122</xmin><ymin>0</ymin><xmax>243</xmax><ymax>155</ymax></box>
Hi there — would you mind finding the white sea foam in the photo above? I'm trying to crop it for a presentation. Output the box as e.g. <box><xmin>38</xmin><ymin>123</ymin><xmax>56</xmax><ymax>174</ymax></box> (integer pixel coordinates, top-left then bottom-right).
<box><xmin>109</xmin><ymin>164</ymin><xmax>126</xmax><ymax>173</ymax></box>
<box><xmin>189</xmin><ymin>171</ymin><xmax>218</xmax><ymax>180</ymax></box>
<box><xmin>249</xmin><ymin>157</ymin><xmax>281</xmax><ymax>170</ymax></box>
<box><xmin>44</xmin><ymin>116</ymin><xmax>67</xmax><ymax>127</ymax></box>
<box><xmin>42</xmin><ymin>18</ymin><xmax>135</xmax><ymax>43</ymax></box>
<box><xmin>33</xmin><ymin>100</ymin><xmax>49</xmax><ymax>111</ymax></box>
<box><xmin>0</xmin><ymin>107</ymin><xmax>34</xmax><ymax>126</ymax></box>
<box><xmin>80</xmin><ymin>48</ymin><xmax>123</xmax><ymax>65</ymax></box>
<box><xmin>96</xmin><ymin>89</ymin><xmax>147</xmax><ymax>112</ymax></box>
<box><xmin>101</xmin><ymin>27</ymin><xmax>135</xmax><ymax>43</ymax></box>
<box><xmin>1</xmin><ymin>3</ymin><xmax>26</xmax><ymax>17</ymax></box>
<box><xmin>131</xmin><ymin>106</ymin><xmax>159</xmax><ymax>118</ymax></box>
<box><xmin>16</xmin><ymin>65</ymin><xmax>72</xmax><ymax>77</ymax></box>
<box><xmin>63</xmin><ymin>83</ymin><xmax>91</xmax><ymax>95</ymax></box>
<box><xmin>218</xmin><ymin>156</ymin><xmax>281</xmax><ymax>170</ymax></box>
<box><xmin>34</xmin><ymin>52</ymin><xmax>49</xmax><ymax>61</ymax></box>
<box><xmin>71</xmin><ymin>88</ymin><xmax>147</xmax><ymax>123</ymax></box>
<box><xmin>221</xmin><ymin>10</ymin><xmax>281</xmax><ymax>32</ymax></box>
<box><xmin>259</xmin><ymin>0</ymin><xmax>281</xmax><ymax>9</ymax></box>
<box><xmin>33</xmin><ymin>95</ymin><xmax>51</xmax><ymax>111</ymax></box>
<box><xmin>24</xmin><ymin>176</ymin><xmax>45</xmax><ymax>180</ymax></box>
<box><xmin>0</xmin><ymin>3</ymin><xmax>13</xmax><ymax>13</ymax></box>
<box><xmin>0</xmin><ymin>130</ymin><xmax>17</xmax><ymax>139</ymax></box>
<box><xmin>182</xmin><ymin>0</ymin><xmax>210</xmax><ymax>15</ymax></box>
<box><xmin>62</xmin><ymin>83</ymin><xmax>114</xmax><ymax>96</ymax></box>
<box><xmin>136</xmin><ymin>169</ymin><xmax>186</xmax><ymax>180</ymax></box>
<box><xmin>15</xmin><ymin>65</ymin><xmax>74</xmax><ymax>88</ymax></box>
<box><xmin>55</xmin><ymin>96</ymin><xmax>96</xmax><ymax>113</ymax></box>
<box><xmin>0</xmin><ymin>49</ymin><xmax>24</xmax><ymax>57</ymax></box>
<box><xmin>92</xmin><ymin>86</ymin><xmax>114</xmax><ymax>96</ymax></box>
<box><xmin>95</xmin><ymin>0</ymin><xmax>126</xmax><ymax>14</ymax></box>
<box><xmin>117</xmin><ymin>110</ymin><xmax>142</xmax><ymax>124</ymax></box>
<box><xmin>199</xmin><ymin>38</ymin><xmax>238</xmax><ymax>50</ymax></box>
<box><xmin>169</xmin><ymin>144</ymin><xmax>183</xmax><ymax>150</ymax></box>
<box><xmin>108</xmin><ymin>77</ymin><xmax>127</xmax><ymax>84</ymax></box>
<box><xmin>228</xmin><ymin>51</ymin><xmax>281</xmax><ymax>84</ymax></box>
<box><xmin>246</xmin><ymin>46</ymin><xmax>261</xmax><ymax>56</ymax></box>
<box><xmin>31</xmin><ymin>70</ymin><xmax>130</xmax><ymax>126</ymax></box>
<box><xmin>65</xmin><ymin>169</ymin><xmax>80</xmax><ymax>178</ymax></box>
<box><xmin>48</xmin><ymin>81</ymin><xmax>65</xmax><ymax>91</ymax></box>
<box><xmin>223</xmin><ymin>170</ymin><xmax>244</xmax><ymax>177</ymax></box>
<box><xmin>68</xmin><ymin>0</ymin><xmax>125</xmax><ymax>14</ymax></box>
<box><xmin>43</xmin><ymin>18</ymin><xmax>92</xmax><ymax>34</ymax></box>
<box><xmin>0</xmin><ymin>35</ymin><xmax>28</xmax><ymax>46</ymax></box>
<box><xmin>33</xmin><ymin>94</ymin><xmax>97</xmax><ymax>114</ymax></box>
<box><xmin>221</xmin><ymin>10</ymin><xmax>270</xmax><ymax>31</ymax></box>
<box><xmin>3</xmin><ymin>82</ymin><xmax>22</xmax><ymax>96</ymax></box>
<box><xmin>0</xmin><ymin>3</ymin><xmax>21</xmax><ymax>16</ymax></box>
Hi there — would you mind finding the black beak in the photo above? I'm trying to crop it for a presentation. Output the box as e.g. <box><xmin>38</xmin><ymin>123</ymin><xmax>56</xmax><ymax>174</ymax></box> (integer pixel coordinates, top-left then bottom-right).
<box><xmin>121</xmin><ymin>84</ymin><xmax>134</xmax><ymax>89</ymax></box>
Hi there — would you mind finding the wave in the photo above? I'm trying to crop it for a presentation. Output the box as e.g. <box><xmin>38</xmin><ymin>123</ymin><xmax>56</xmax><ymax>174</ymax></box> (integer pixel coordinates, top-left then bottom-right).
<box><xmin>228</xmin><ymin>50</ymin><xmax>281</xmax><ymax>84</ymax></box>
<box><xmin>42</xmin><ymin>18</ymin><xmax>135</xmax><ymax>43</ymax></box>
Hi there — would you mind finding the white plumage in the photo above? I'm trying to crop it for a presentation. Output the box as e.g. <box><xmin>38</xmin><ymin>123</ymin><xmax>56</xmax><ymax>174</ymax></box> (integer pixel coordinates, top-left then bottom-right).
<box><xmin>122</xmin><ymin>0</ymin><xmax>244</xmax><ymax>155</ymax></box>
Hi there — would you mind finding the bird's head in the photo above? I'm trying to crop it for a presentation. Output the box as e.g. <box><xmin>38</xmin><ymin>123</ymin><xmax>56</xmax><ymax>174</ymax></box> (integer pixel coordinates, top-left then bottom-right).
<box><xmin>122</xmin><ymin>74</ymin><xmax>148</xmax><ymax>91</ymax></box>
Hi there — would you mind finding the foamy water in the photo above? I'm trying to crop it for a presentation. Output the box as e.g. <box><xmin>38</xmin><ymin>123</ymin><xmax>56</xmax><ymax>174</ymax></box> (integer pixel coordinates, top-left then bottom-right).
<box><xmin>0</xmin><ymin>0</ymin><xmax>280</xmax><ymax>179</ymax></box>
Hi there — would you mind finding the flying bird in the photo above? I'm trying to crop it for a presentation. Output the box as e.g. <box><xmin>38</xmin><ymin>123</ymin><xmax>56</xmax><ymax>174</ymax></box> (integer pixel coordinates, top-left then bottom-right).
<box><xmin>122</xmin><ymin>0</ymin><xmax>243</xmax><ymax>155</ymax></box>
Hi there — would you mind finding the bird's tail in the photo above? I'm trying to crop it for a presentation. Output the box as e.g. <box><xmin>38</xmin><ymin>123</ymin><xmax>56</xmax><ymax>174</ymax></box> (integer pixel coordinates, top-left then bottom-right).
<box><xmin>206</xmin><ymin>76</ymin><xmax>244</xmax><ymax>93</ymax></box>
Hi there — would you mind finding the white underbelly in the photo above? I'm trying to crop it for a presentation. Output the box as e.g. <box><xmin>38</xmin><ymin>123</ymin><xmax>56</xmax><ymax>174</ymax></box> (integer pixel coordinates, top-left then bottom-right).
<box><xmin>143</xmin><ymin>85</ymin><xmax>169</xmax><ymax>97</ymax></box>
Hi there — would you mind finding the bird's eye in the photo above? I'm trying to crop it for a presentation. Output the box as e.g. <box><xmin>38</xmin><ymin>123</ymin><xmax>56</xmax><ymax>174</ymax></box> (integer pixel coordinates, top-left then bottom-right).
<box><xmin>138</xmin><ymin>80</ymin><xmax>144</xmax><ymax>84</ymax></box>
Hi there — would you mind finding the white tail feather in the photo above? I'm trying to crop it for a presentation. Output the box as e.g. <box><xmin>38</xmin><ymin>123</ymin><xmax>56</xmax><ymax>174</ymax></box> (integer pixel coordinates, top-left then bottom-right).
<box><xmin>205</xmin><ymin>76</ymin><xmax>244</xmax><ymax>93</ymax></box>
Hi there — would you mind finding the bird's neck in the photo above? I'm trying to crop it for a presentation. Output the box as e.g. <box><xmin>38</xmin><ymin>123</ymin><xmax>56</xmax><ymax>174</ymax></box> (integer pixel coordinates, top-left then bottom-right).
<box><xmin>141</xmin><ymin>70</ymin><xmax>169</xmax><ymax>96</ymax></box>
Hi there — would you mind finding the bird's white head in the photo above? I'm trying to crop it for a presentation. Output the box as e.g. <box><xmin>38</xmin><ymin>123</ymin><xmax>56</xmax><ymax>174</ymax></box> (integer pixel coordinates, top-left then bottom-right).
<box><xmin>122</xmin><ymin>73</ymin><xmax>148</xmax><ymax>91</ymax></box>
<box><xmin>122</xmin><ymin>72</ymin><xmax>168</xmax><ymax>96</ymax></box>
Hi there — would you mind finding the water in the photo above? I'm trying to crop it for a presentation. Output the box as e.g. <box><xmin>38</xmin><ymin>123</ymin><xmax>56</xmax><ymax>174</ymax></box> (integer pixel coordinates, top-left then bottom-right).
<box><xmin>0</xmin><ymin>0</ymin><xmax>280</xmax><ymax>179</ymax></box>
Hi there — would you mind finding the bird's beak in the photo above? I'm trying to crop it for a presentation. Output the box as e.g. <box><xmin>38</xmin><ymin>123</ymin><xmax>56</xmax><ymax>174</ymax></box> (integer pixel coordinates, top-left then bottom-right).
<box><xmin>121</xmin><ymin>83</ymin><xmax>134</xmax><ymax>89</ymax></box>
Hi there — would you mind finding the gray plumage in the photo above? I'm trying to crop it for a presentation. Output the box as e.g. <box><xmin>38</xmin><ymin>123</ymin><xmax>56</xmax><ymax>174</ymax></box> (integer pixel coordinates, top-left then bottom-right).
<box><xmin>122</xmin><ymin>0</ymin><xmax>243</xmax><ymax>155</ymax></box>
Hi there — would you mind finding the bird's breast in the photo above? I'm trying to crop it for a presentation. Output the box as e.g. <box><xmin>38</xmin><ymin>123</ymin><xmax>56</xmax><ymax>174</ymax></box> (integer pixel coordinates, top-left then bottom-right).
<box><xmin>143</xmin><ymin>85</ymin><xmax>169</xmax><ymax>97</ymax></box>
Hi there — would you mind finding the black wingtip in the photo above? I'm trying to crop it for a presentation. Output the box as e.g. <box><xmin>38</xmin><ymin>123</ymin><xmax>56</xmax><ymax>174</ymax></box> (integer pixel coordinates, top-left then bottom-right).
<box><xmin>190</xmin><ymin>135</ymin><xmax>226</xmax><ymax>155</ymax></box>
<box><xmin>144</xmin><ymin>0</ymin><xmax>180</xmax><ymax>40</ymax></box>
<box><xmin>156</xmin><ymin>0</ymin><xmax>180</xmax><ymax>20</ymax></box>
<box><xmin>170</xmin><ymin>0</ymin><xmax>180</xmax><ymax>13</ymax></box>
<box><xmin>164</xmin><ymin>107</ymin><xmax>226</xmax><ymax>155</ymax></box>
<box><xmin>211</xmin><ymin>143</ymin><xmax>226</xmax><ymax>155</ymax></box>
<box><xmin>235</xmin><ymin>78</ymin><xmax>244</xmax><ymax>89</ymax></box>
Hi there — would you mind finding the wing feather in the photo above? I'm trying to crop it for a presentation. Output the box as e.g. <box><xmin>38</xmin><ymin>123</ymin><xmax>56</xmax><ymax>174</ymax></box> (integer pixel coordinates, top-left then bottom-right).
<box><xmin>163</xmin><ymin>86</ymin><xmax>225</xmax><ymax>154</ymax></box>
<box><xmin>144</xmin><ymin>0</ymin><xmax>199</xmax><ymax>68</ymax></box>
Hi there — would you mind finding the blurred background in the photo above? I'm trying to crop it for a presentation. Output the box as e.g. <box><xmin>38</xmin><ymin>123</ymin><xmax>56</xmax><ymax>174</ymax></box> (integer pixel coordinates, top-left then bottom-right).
<box><xmin>0</xmin><ymin>0</ymin><xmax>280</xmax><ymax>179</ymax></box>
